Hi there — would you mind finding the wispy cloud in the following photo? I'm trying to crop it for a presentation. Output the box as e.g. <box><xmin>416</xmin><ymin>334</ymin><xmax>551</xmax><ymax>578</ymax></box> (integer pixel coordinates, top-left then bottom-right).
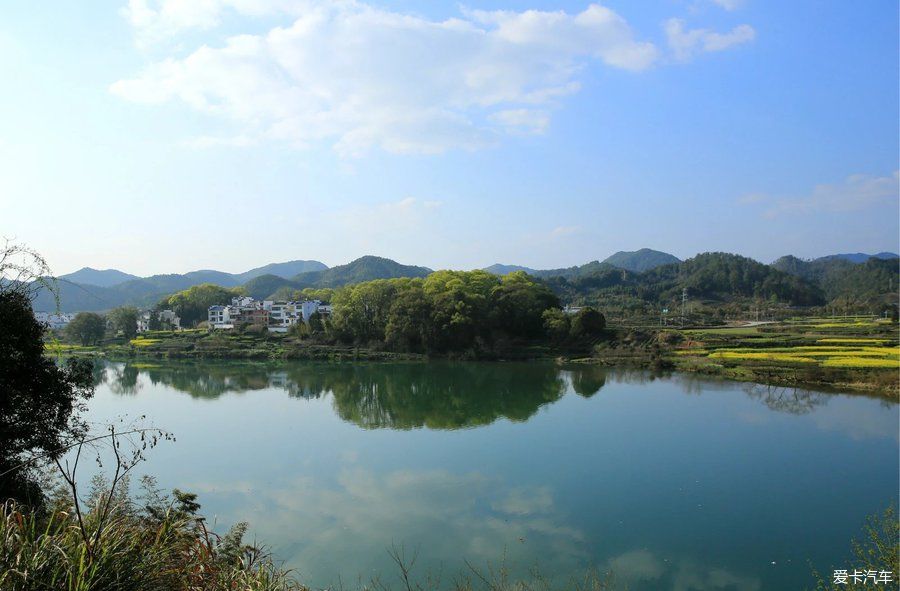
<box><xmin>549</xmin><ymin>225</ymin><xmax>581</xmax><ymax>238</ymax></box>
<box><xmin>740</xmin><ymin>171</ymin><xmax>900</xmax><ymax>219</ymax></box>
<box><xmin>710</xmin><ymin>0</ymin><xmax>744</xmax><ymax>11</ymax></box>
<box><xmin>113</xmin><ymin>1</ymin><xmax>659</xmax><ymax>156</ymax></box>
<box><xmin>665</xmin><ymin>18</ymin><xmax>755</xmax><ymax>61</ymax></box>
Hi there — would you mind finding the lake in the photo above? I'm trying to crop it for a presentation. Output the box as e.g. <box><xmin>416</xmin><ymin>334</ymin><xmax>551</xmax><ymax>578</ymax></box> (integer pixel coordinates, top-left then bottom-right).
<box><xmin>81</xmin><ymin>360</ymin><xmax>898</xmax><ymax>590</ymax></box>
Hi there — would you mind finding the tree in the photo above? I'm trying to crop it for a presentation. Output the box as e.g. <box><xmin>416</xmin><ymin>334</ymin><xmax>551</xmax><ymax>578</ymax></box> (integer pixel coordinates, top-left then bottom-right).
<box><xmin>385</xmin><ymin>286</ymin><xmax>434</xmax><ymax>352</ymax></box>
<box><xmin>542</xmin><ymin>308</ymin><xmax>570</xmax><ymax>342</ymax></box>
<box><xmin>65</xmin><ymin>312</ymin><xmax>106</xmax><ymax>346</ymax></box>
<box><xmin>0</xmin><ymin>289</ymin><xmax>94</xmax><ymax>503</ymax></box>
<box><xmin>108</xmin><ymin>306</ymin><xmax>139</xmax><ymax>340</ymax></box>
<box><xmin>489</xmin><ymin>272</ymin><xmax>559</xmax><ymax>338</ymax></box>
<box><xmin>165</xmin><ymin>284</ymin><xmax>240</xmax><ymax>327</ymax></box>
<box><xmin>570</xmin><ymin>306</ymin><xmax>606</xmax><ymax>339</ymax></box>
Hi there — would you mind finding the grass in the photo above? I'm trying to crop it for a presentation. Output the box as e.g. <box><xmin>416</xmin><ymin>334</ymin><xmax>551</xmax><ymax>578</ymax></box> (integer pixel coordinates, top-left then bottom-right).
<box><xmin>816</xmin><ymin>338</ymin><xmax>889</xmax><ymax>344</ymax></box>
<box><xmin>0</xmin><ymin>482</ymin><xmax>307</xmax><ymax>591</ymax></box>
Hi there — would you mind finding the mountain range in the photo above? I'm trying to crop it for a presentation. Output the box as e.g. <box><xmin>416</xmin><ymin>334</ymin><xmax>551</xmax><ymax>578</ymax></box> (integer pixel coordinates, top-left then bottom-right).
<box><xmin>483</xmin><ymin>248</ymin><xmax>681</xmax><ymax>277</ymax></box>
<box><xmin>32</xmin><ymin>249</ymin><xmax>897</xmax><ymax>312</ymax></box>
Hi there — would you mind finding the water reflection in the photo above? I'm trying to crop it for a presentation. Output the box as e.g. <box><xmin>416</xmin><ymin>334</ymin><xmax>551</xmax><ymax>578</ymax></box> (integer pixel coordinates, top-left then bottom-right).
<box><xmin>100</xmin><ymin>361</ymin><xmax>575</xmax><ymax>429</ymax></box>
<box><xmin>84</xmin><ymin>359</ymin><xmax>898</xmax><ymax>589</ymax></box>
<box><xmin>95</xmin><ymin>360</ymin><xmax>894</xmax><ymax>430</ymax></box>
<box><xmin>741</xmin><ymin>384</ymin><xmax>828</xmax><ymax>415</ymax></box>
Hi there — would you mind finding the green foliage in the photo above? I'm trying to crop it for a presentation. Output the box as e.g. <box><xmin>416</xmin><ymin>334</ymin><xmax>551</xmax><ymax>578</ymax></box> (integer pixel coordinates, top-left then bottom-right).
<box><xmin>542</xmin><ymin>308</ymin><xmax>570</xmax><ymax>342</ymax></box>
<box><xmin>65</xmin><ymin>312</ymin><xmax>106</xmax><ymax>346</ymax></box>
<box><xmin>108</xmin><ymin>306</ymin><xmax>139</xmax><ymax>340</ymax></box>
<box><xmin>812</xmin><ymin>506</ymin><xmax>898</xmax><ymax>591</ymax></box>
<box><xmin>569</xmin><ymin>307</ymin><xmax>606</xmax><ymax>339</ymax></box>
<box><xmin>329</xmin><ymin>271</ymin><xmax>560</xmax><ymax>353</ymax></box>
<box><xmin>0</xmin><ymin>478</ymin><xmax>307</xmax><ymax>591</ymax></box>
<box><xmin>490</xmin><ymin>272</ymin><xmax>560</xmax><ymax>338</ymax></box>
<box><xmin>293</xmin><ymin>255</ymin><xmax>432</xmax><ymax>289</ymax></box>
<box><xmin>602</xmin><ymin>248</ymin><xmax>681</xmax><ymax>272</ymax></box>
<box><xmin>544</xmin><ymin>252</ymin><xmax>825</xmax><ymax>319</ymax></box>
<box><xmin>164</xmin><ymin>284</ymin><xmax>242</xmax><ymax>328</ymax></box>
<box><xmin>242</xmin><ymin>274</ymin><xmax>296</xmax><ymax>300</ymax></box>
<box><xmin>774</xmin><ymin>255</ymin><xmax>899</xmax><ymax>312</ymax></box>
<box><xmin>0</xmin><ymin>291</ymin><xmax>94</xmax><ymax>504</ymax></box>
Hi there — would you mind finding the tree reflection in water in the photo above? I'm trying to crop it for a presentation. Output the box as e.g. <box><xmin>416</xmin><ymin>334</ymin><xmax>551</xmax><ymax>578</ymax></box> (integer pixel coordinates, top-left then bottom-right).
<box><xmin>100</xmin><ymin>359</ymin><xmax>878</xmax><ymax>430</ymax></box>
<box><xmin>100</xmin><ymin>361</ymin><xmax>595</xmax><ymax>429</ymax></box>
<box><xmin>742</xmin><ymin>383</ymin><xmax>829</xmax><ymax>415</ymax></box>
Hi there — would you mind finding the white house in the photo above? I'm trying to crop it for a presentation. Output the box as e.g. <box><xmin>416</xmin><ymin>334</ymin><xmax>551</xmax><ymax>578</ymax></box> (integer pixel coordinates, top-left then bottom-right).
<box><xmin>137</xmin><ymin>309</ymin><xmax>182</xmax><ymax>332</ymax></box>
<box><xmin>207</xmin><ymin>297</ymin><xmax>330</xmax><ymax>332</ymax></box>
<box><xmin>34</xmin><ymin>311</ymin><xmax>75</xmax><ymax>329</ymax></box>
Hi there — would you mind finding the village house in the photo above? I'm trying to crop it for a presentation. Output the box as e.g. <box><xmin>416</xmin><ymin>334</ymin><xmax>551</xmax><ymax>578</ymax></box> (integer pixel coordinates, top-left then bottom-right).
<box><xmin>207</xmin><ymin>296</ymin><xmax>330</xmax><ymax>332</ymax></box>
<box><xmin>34</xmin><ymin>311</ymin><xmax>76</xmax><ymax>329</ymax></box>
<box><xmin>137</xmin><ymin>309</ymin><xmax>181</xmax><ymax>332</ymax></box>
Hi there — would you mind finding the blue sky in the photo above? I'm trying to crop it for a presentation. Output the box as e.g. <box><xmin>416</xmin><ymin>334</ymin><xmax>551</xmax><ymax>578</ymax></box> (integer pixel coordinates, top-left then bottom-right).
<box><xmin>1</xmin><ymin>1</ymin><xmax>897</xmax><ymax>276</ymax></box>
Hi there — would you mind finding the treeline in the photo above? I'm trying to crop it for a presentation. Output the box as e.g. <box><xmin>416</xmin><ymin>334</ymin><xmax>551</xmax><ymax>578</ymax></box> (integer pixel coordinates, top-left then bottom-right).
<box><xmin>772</xmin><ymin>255</ymin><xmax>898</xmax><ymax>311</ymax></box>
<box><xmin>325</xmin><ymin>271</ymin><xmax>604</xmax><ymax>353</ymax></box>
<box><xmin>543</xmin><ymin>252</ymin><xmax>831</xmax><ymax>319</ymax></box>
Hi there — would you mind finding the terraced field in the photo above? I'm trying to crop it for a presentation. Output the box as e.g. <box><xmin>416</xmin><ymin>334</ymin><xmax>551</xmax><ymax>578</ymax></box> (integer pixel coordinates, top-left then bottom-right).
<box><xmin>669</xmin><ymin>316</ymin><xmax>899</xmax><ymax>393</ymax></box>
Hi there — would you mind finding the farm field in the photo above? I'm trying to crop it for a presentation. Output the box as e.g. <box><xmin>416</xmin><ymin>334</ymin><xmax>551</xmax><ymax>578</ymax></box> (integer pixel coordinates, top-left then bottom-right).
<box><xmin>669</xmin><ymin>316</ymin><xmax>899</xmax><ymax>394</ymax></box>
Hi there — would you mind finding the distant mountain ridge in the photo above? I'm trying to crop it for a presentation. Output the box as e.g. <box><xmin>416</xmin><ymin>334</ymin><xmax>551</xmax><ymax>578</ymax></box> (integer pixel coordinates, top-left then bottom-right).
<box><xmin>35</xmin><ymin>256</ymin><xmax>429</xmax><ymax>312</ymax></box>
<box><xmin>814</xmin><ymin>252</ymin><xmax>898</xmax><ymax>264</ymax></box>
<box><xmin>33</xmin><ymin>249</ymin><xmax>898</xmax><ymax>313</ymax></box>
<box><xmin>483</xmin><ymin>249</ymin><xmax>680</xmax><ymax>278</ymax></box>
<box><xmin>59</xmin><ymin>267</ymin><xmax>140</xmax><ymax>288</ymax></box>
<box><xmin>601</xmin><ymin>248</ymin><xmax>681</xmax><ymax>273</ymax></box>
<box><xmin>482</xmin><ymin>264</ymin><xmax>538</xmax><ymax>276</ymax></box>
<box><xmin>772</xmin><ymin>254</ymin><xmax>898</xmax><ymax>301</ymax></box>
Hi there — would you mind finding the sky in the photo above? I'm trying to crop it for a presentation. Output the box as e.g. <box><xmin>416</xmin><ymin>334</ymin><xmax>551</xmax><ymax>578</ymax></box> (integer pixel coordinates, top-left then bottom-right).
<box><xmin>1</xmin><ymin>0</ymin><xmax>897</xmax><ymax>276</ymax></box>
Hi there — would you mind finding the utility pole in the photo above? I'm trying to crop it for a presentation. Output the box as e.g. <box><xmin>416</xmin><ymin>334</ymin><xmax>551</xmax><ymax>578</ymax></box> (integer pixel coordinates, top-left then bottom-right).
<box><xmin>681</xmin><ymin>288</ymin><xmax>687</xmax><ymax>328</ymax></box>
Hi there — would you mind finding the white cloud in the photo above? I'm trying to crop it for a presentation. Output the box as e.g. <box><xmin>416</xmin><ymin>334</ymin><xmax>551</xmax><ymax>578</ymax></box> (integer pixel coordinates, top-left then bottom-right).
<box><xmin>488</xmin><ymin>109</ymin><xmax>552</xmax><ymax>135</ymax></box>
<box><xmin>112</xmin><ymin>1</ymin><xmax>659</xmax><ymax>155</ymax></box>
<box><xmin>665</xmin><ymin>18</ymin><xmax>755</xmax><ymax>61</ymax></box>
<box><xmin>710</xmin><ymin>0</ymin><xmax>743</xmax><ymax>11</ymax></box>
<box><xmin>757</xmin><ymin>171</ymin><xmax>900</xmax><ymax>218</ymax></box>
<box><xmin>549</xmin><ymin>225</ymin><xmax>581</xmax><ymax>238</ymax></box>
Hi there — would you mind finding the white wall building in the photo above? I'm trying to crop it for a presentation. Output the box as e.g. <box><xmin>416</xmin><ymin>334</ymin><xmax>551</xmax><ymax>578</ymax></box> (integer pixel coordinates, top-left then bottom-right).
<box><xmin>207</xmin><ymin>297</ymin><xmax>330</xmax><ymax>332</ymax></box>
<box><xmin>34</xmin><ymin>311</ymin><xmax>76</xmax><ymax>329</ymax></box>
<box><xmin>137</xmin><ymin>309</ymin><xmax>182</xmax><ymax>332</ymax></box>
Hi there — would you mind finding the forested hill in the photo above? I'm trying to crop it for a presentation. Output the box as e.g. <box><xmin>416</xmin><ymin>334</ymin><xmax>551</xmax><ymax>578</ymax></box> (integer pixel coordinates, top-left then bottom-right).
<box><xmin>59</xmin><ymin>267</ymin><xmax>139</xmax><ymax>287</ymax></box>
<box><xmin>483</xmin><ymin>249</ymin><xmax>679</xmax><ymax>278</ymax></box>
<box><xmin>183</xmin><ymin>257</ymin><xmax>434</xmax><ymax>302</ymax></box>
<box><xmin>544</xmin><ymin>252</ymin><xmax>825</xmax><ymax>309</ymax></box>
<box><xmin>292</xmin><ymin>255</ymin><xmax>432</xmax><ymax>288</ymax></box>
<box><xmin>772</xmin><ymin>255</ymin><xmax>899</xmax><ymax>303</ymax></box>
<box><xmin>30</xmin><ymin>251</ymin><xmax>898</xmax><ymax>314</ymax></box>
<box><xmin>601</xmin><ymin>248</ymin><xmax>681</xmax><ymax>272</ymax></box>
<box><xmin>32</xmin><ymin>259</ymin><xmax>327</xmax><ymax>312</ymax></box>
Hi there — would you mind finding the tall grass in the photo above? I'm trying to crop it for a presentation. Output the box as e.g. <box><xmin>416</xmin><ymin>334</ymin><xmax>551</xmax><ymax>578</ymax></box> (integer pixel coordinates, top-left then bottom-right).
<box><xmin>0</xmin><ymin>476</ymin><xmax>308</xmax><ymax>591</ymax></box>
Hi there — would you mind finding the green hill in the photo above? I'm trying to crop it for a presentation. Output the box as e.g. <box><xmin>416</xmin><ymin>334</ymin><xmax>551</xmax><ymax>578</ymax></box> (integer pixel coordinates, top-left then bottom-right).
<box><xmin>59</xmin><ymin>267</ymin><xmax>139</xmax><ymax>287</ymax></box>
<box><xmin>293</xmin><ymin>256</ymin><xmax>432</xmax><ymax>288</ymax></box>
<box><xmin>483</xmin><ymin>263</ymin><xmax>538</xmax><ymax>275</ymax></box>
<box><xmin>543</xmin><ymin>252</ymin><xmax>824</xmax><ymax>311</ymax></box>
<box><xmin>602</xmin><ymin>248</ymin><xmax>681</xmax><ymax>273</ymax></box>
<box><xmin>772</xmin><ymin>255</ymin><xmax>898</xmax><ymax>305</ymax></box>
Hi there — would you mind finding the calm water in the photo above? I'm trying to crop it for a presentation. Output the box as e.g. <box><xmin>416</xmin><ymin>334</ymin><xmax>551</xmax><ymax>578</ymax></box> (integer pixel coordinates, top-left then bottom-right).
<box><xmin>82</xmin><ymin>361</ymin><xmax>898</xmax><ymax>590</ymax></box>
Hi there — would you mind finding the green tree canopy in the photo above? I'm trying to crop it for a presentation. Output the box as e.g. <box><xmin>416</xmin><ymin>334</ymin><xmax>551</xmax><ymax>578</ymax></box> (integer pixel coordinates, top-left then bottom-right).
<box><xmin>165</xmin><ymin>284</ymin><xmax>242</xmax><ymax>327</ymax></box>
<box><xmin>1</xmin><ymin>290</ymin><xmax>94</xmax><ymax>503</ymax></box>
<box><xmin>108</xmin><ymin>306</ymin><xmax>139</xmax><ymax>340</ymax></box>
<box><xmin>570</xmin><ymin>306</ymin><xmax>606</xmax><ymax>339</ymax></box>
<box><xmin>65</xmin><ymin>312</ymin><xmax>106</xmax><ymax>346</ymax></box>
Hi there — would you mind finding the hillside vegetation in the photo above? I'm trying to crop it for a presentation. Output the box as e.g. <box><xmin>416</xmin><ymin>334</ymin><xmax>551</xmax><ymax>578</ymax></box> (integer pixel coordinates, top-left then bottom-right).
<box><xmin>601</xmin><ymin>248</ymin><xmax>681</xmax><ymax>272</ymax></box>
<box><xmin>30</xmin><ymin>251</ymin><xmax>900</xmax><ymax>316</ymax></box>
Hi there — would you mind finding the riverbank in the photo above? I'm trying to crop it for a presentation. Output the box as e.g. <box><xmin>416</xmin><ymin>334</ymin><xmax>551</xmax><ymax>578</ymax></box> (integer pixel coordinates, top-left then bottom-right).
<box><xmin>47</xmin><ymin>315</ymin><xmax>899</xmax><ymax>396</ymax></box>
<box><xmin>586</xmin><ymin>315</ymin><xmax>899</xmax><ymax>397</ymax></box>
<box><xmin>47</xmin><ymin>329</ymin><xmax>580</xmax><ymax>363</ymax></box>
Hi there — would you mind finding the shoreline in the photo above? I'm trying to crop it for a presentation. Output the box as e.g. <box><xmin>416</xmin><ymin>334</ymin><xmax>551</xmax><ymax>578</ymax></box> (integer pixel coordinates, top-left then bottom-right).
<box><xmin>50</xmin><ymin>339</ymin><xmax>898</xmax><ymax>399</ymax></box>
